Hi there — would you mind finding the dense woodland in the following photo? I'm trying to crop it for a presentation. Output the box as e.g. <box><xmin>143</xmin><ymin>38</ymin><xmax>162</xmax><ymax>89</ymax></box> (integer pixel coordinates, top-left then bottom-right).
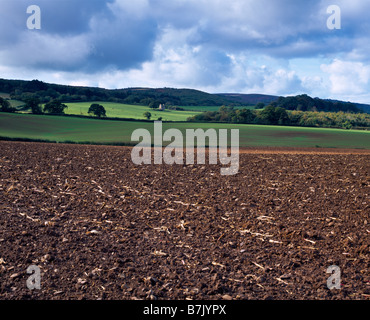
<box><xmin>188</xmin><ymin>105</ymin><xmax>370</xmax><ymax>129</ymax></box>
<box><xmin>0</xmin><ymin>78</ymin><xmax>240</xmax><ymax>107</ymax></box>
<box><xmin>272</xmin><ymin>94</ymin><xmax>360</xmax><ymax>113</ymax></box>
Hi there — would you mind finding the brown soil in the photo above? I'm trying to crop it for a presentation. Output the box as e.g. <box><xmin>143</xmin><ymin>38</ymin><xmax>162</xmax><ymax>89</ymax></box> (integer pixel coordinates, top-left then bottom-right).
<box><xmin>0</xmin><ymin>141</ymin><xmax>369</xmax><ymax>300</ymax></box>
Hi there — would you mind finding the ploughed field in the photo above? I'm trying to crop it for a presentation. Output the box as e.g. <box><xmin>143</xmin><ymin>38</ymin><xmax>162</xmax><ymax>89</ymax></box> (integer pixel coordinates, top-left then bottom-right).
<box><xmin>0</xmin><ymin>141</ymin><xmax>369</xmax><ymax>300</ymax></box>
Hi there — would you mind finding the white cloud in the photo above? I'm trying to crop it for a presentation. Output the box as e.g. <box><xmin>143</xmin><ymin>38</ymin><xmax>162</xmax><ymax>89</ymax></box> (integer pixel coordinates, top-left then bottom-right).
<box><xmin>108</xmin><ymin>0</ymin><xmax>150</xmax><ymax>18</ymax></box>
<box><xmin>301</xmin><ymin>76</ymin><xmax>326</xmax><ymax>95</ymax></box>
<box><xmin>262</xmin><ymin>69</ymin><xmax>303</xmax><ymax>95</ymax></box>
<box><xmin>321</xmin><ymin>59</ymin><xmax>370</xmax><ymax>95</ymax></box>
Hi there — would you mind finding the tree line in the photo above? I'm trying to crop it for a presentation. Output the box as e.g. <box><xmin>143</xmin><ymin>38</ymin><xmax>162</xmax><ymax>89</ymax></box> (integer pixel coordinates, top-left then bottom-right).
<box><xmin>188</xmin><ymin>105</ymin><xmax>370</xmax><ymax>129</ymax></box>
<box><xmin>0</xmin><ymin>96</ymin><xmax>106</xmax><ymax>118</ymax></box>
<box><xmin>0</xmin><ymin>79</ymin><xmax>239</xmax><ymax>107</ymax></box>
<box><xmin>1</xmin><ymin>79</ymin><xmax>368</xmax><ymax>113</ymax></box>
<box><xmin>0</xmin><ymin>97</ymin><xmax>16</xmax><ymax>113</ymax></box>
<box><xmin>272</xmin><ymin>94</ymin><xmax>361</xmax><ymax>113</ymax></box>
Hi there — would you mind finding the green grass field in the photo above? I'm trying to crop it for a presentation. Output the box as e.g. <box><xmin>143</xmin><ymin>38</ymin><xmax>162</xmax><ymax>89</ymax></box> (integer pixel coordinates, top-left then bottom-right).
<box><xmin>1</xmin><ymin>112</ymin><xmax>370</xmax><ymax>149</ymax></box>
<box><xmin>0</xmin><ymin>93</ymin><xmax>25</xmax><ymax>109</ymax></box>
<box><xmin>9</xmin><ymin>100</ymin><xmax>25</xmax><ymax>108</ymax></box>
<box><xmin>64</xmin><ymin>101</ymin><xmax>201</xmax><ymax>121</ymax></box>
<box><xmin>0</xmin><ymin>93</ymin><xmax>10</xmax><ymax>99</ymax></box>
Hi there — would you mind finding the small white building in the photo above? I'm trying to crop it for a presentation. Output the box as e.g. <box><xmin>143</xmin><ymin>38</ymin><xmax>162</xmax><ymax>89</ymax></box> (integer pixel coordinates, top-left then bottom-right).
<box><xmin>158</xmin><ymin>104</ymin><xmax>165</xmax><ymax>111</ymax></box>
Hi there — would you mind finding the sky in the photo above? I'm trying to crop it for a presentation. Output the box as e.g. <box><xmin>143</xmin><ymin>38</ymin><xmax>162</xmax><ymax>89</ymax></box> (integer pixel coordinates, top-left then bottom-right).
<box><xmin>1</xmin><ymin>0</ymin><xmax>370</xmax><ymax>103</ymax></box>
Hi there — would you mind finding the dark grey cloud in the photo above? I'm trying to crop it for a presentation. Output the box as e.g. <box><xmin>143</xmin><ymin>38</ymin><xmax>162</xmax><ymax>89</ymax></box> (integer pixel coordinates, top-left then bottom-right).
<box><xmin>0</xmin><ymin>0</ymin><xmax>110</xmax><ymax>41</ymax></box>
<box><xmin>0</xmin><ymin>0</ymin><xmax>158</xmax><ymax>72</ymax></box>
<box><xmin>84</xmin><ymin>6</ymin><xmax>158</xmax><ymax>71</ymax></box>
<box><xmin>40</xmin><ymin>0</ymin><xmax>113</xmax><ymax>35</ymax></box>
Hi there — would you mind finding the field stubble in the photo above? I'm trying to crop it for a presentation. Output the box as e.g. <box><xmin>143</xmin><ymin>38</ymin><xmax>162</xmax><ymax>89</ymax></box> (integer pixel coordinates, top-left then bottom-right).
<box><xmin>0</xmin><ymin>141</ymin><xmax>369</xmax><ymax>300</ymax></box>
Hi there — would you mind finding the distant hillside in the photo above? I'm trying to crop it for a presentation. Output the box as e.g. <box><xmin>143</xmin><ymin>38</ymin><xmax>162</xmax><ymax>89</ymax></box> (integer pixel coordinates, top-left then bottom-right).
<box><xmin>323</xmin><ymin>98</ymin><xmax>370</xmax><ymax>114</ymax></box>
<box><xmin>273</xmin><ymin>95</ymin><xmax>362</xmax><ymax>113</ymax></box>
<box><xmin>125</xmin><ymin>87</ymin><xmax>239</xmax><ymax>106</ymax></box>
<box><xmin>216</xmin><ymin>93</ymin><xmax>279</xmax><ymax>105</ymax></box>
<box><xmin>352</xmin><ymin>103</ymin><xmax>370</xmax><ymax>113</ymax></box>
<box><xmin>0</xmin><ymin>78</ymin><xmax>369</xmax><ymax>113</ymax></box>
<box><xmin>0</xmin><ymin>79</ymin><xmax>243</xmax><ymax>107</ymax></box>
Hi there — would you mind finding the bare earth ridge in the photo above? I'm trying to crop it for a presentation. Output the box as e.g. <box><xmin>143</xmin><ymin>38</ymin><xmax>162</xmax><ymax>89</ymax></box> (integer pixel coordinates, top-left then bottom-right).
<box><xmin>0</xmin><ymin>141</ymin><xmax>369</xmax><ymax>300</ymax></box>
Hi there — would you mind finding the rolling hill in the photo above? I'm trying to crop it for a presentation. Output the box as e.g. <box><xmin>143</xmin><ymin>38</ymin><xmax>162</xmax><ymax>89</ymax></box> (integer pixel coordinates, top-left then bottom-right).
<box><xmin>216</xmin><ymin>93</ymin><xmax>279</xmax><ymax>105</ymax></box>
<box><xmin>1</xmin><ymin>78</ymin><xmax>370</xmax><ymax>113</ymax></box>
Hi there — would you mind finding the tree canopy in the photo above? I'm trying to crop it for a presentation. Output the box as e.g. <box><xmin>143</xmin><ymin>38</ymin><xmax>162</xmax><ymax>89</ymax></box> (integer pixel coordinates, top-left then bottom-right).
<box><xmin>44</xmin><ymin>99</ymin><xmax>68</xmax><ymax>114</ymax></box>
<box><xmin>88</xmin><ymin>103</ymin><xmax>106</xmax><ymax>117</ymax></box>
<box><xmin>143</xmin><ymin>111</ymin><xmax>152</xmax><ymax>120</ymax></box>
<box><xmin>187</xmin><ymin>105</ymin><xmax>370</xmax><ymax>129</ymax></box>
<box><xmin>25</xmin><ymin>97</ymin><xmax>43</xmax><ymax>114</ymax></box>
<box><xmin>0</xmin><ymin>97</ymin><xmax>15</xmax><ymax>113</ymax></box>
<box><xmin>273</xmin><ymin>94</ymin><xmax>360</xmax><ymax>113</ymax></box>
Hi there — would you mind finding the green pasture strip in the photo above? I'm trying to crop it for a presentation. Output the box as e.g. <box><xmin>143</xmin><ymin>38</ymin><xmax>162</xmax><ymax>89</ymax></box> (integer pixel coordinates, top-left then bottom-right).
<box><xmin>0</xmin><ymin>113</ymin><xmax>140</xmax><ymax>143</ymax></box>
<box><xmin>0</xmin><ymin>92</ymin><xmax>24</xmax><ymax>108</ymax></box>
<box><xmin>64</xmin><ymin>101</ymin><xmax>201</xmax><ymax>121</ymax></box>
<box><xmin>165</xmin><ymin>122</ymin><xmax>370</xmax><ymax>149</ymax></box>
<box><xmin>0</xmin><ymin>92</ymin><xmax>10</xmax><ymax>99</ymax></box>
<box><xmin>9</xmin><ymin>100</ymin><xmax>26</xmax><ymax>108</ymax></box>
<box><xmin>0</xmin><ymin>113</ymin><xmax>369</xmax><ymax>149</ymax></box>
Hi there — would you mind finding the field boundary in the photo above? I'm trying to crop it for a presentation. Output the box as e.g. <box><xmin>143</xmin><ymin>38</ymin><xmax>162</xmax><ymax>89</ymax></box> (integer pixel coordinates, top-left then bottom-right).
<box><xmin>7</xmin><ymin>110</ymin><xmax>370</xmax><ymax>130</ymax></box>
<box><xmin>1</xmin><ymin>139</ymin><xmax>370</xmax><ymax>155</ymax></box>
<box><xmin>0</xmin><ymin>136</ymin><xmax>137</xmax><ymax>146</ymax></box>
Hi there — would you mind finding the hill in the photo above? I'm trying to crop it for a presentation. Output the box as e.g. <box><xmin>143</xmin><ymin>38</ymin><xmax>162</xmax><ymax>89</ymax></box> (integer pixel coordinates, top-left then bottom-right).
<box><xmin>352</xmin><ymin>103</ymin><xmax>370</xmax><ymax>113</ymax></box>
<box><xmin>273</xmin><ymin>95</ymin><xmax>361</xmax><ymax>113</ymax></box>
<box><xmin>124</xmin><ymin>87</ymin><xmax>238</xmax><ymax>106</ymax></box>
<box><xmin>1</xmin><ymin>78</ymin><xmax>370</xmax><ymax>113</ymax></box>
<box><xmin>216</xmin><ymin>93</ymin><xmax>279</xmax><ymax>105</ymax></box>
<box><xmin>0</xmin><ymin>79</ymin><xmax>243</xmax><ymax>107</ymax></box>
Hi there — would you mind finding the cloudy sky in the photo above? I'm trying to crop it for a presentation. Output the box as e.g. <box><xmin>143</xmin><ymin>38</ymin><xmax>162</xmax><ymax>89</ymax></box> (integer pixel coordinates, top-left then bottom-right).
<box><xmin>1</xmin><ymin>0</ymin><xmax>370</xmax><ymax>103</ymax></box>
